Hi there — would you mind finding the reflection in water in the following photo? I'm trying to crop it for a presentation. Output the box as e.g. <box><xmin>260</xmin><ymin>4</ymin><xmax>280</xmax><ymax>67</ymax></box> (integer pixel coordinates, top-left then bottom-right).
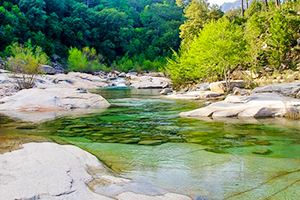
<box><xmin>0</xmin><ymin>88</ymin><xmax>300</xmax><ymax>199</ymax></box>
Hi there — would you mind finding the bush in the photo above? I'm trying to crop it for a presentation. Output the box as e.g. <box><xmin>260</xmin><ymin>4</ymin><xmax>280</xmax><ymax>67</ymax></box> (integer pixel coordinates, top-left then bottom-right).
<box><xmin>166</xmin><ymin>18</ymin><xmax>247</xmax><ymax>89</ymax></box>
<box><xmin>67</xmin><ymin>47</ymin><xmax>105</xmax><ymax>73</ymax></box>
<box><xmin>6</xmin><ymin>42</ymin><xmax>49</xmax><ymax>89</ymax></box>
<box><xmin>114</xmin><ymin>56</ymin><xmax>166</xmax><ymax>73</ymax></box>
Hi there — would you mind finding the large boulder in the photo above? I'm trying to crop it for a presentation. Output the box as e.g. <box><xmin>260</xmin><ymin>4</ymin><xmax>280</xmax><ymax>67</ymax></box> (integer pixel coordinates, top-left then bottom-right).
<box><xmin>0</xmin><ymin>142</ymin><xmax>113</xmax><ymax>200</ymax></box>
<box><xmin>209</xmin><ymin>80</ymin><xmax>247</xmax><ymax>93</ymax></box>
<box><xmin>40</xmin><ymin>64</ymin><xmax>56</xmax><ymax>74</ymax></box>
<box><xmin>196</xmin><ymin>83</ymin><xmax>210</xmax><ymax>91</ymax></box>
<box><xmin>164</xmin><ymin>91</ymin><xmax>223</xmax><ymax>100</ymax></box>
<box><xmin>126</xmin><ymin>75</ymin><xmax>171</xmax><ymax>89</ymax></box>
<box><xmin>37</xmin><ymin>72</ymin><xmax>108</xmax><ymax>89</ymax></box>
<box><xmin>180</xmin><ymin>92</ymin><xmax>300</xmax><ymax>119</ymax></box>
<box><xmin>0</xmin><ymin>88</ymin><xmax>110</xmax><ymax>122</ymax></box>
<box><xmin>252</xmin><ymin>82</ymin><xmax>300</xmax><ymax>96</ymax></box>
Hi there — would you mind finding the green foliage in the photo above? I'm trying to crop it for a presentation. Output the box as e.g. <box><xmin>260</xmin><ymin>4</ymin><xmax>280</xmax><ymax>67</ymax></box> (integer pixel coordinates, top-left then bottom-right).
<box><xmin>167</xmin><ymin>18</ymin><xmax>246</xmax><ymax>88</ymax></box>
<box><xmin>7</xmin><ymin>42</ymin><xmax>49</xmax><ymax>89</ymax></box>
<box><xmin>0</xmin><ymin>0</ymin><xmax>182</xmax><ymax>71</ymax></box>
<box><xmin>167</xmin><ymin>1</ymin><xmax>300</xmax><ymax>88</ymax></box>
<box><xmin>67</xmin><ymin>47</ymin><xmax>105</xmax><ymax>73</ymax></box>
<box><xmin>113</xmin><ymin>56</ymin><xmax>165</xmax><ymax>73</ymax></box>
<box><xmin>244</xmin><ymin>1</ymin><xmax>300</xmax><ymax>70</ymax></box>
<box><xmin>179</xmin><ymin>0</ymin><xmax>223</xmax><ymax>46</ymax></box>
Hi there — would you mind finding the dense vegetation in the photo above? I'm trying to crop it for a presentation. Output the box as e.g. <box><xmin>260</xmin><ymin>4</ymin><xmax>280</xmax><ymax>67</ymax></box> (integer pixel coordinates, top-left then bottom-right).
<box><xmin>167</xmin><ymin>1</ymin><xmax>300</xmax><ymax>87</ymax></box>
<box><xmin>1</xmin><ymin>0</ymin><xmax>299</xmax><ymax>88</ymax></box>
<box><xmin>0</xmin><ymin>0</ymin><xmax>185</xmax><ymax>71</ymax></box>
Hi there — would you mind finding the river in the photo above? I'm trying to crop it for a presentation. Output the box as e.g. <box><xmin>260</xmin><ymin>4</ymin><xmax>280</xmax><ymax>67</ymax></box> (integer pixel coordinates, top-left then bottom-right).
<box><xmin>0</xmin><ymin>88</ymin><xmax>300</xmax><ymax>199</ymax></box>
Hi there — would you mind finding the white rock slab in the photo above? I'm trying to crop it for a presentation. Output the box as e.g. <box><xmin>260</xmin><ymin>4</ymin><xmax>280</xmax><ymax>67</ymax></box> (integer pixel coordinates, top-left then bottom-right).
<box><xmin>0</xmin><ymin>142</ymin><xmax>113</xmax><ymax>200</ymax></box>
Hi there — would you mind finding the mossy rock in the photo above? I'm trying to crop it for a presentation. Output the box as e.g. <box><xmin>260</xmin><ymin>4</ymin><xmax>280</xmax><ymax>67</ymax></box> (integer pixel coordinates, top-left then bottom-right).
<box><xmin>104</xmin><ymin>139</ymin><xmax>119</xmax><ymax>143</ymax></box>
<box><xmin>206</xmin><ymin>147</ymin><xmax>227</xmax><ymax>154</ymax></box>
<box><xmin>251</xmin><ymin>148</ymin><xmax>272</xmax><ymax>155</ymax></box>
<box><xmin>169</xmin><ymin>136</ymin><xmax>184</xmax><ymax>143</ymax></box>
<box><xmin>91</xmin><ymin>133</ymin><xmax>103</xmax><ymax>137</ymax></box>
<box><xmin>119</xmin><ymin>138</ymin><xmax>140</xmax><ymax>144</ymax></box>
<box><xmin>65</xmin><ymin>124</ymin><xmax>89</xmax><ymax>129</ymax></box>
<box><xmin>102</xmin><ymin>136</ymin><xmax>116</xmax><ymax>140</ymax></box>
<box><xmin>223</xmin><ymin>134</ymin><xmax>240</xmax><ymax>139</ymax></box>
<box><xmin>254</xmin><ymin>140</ymin><xmax>271</xmax><ymax>146</ymax></box>
<box><xmin>187</xmin><ymin>138</ymin><xmax>203</xmax><ymax>144</ymax></box>
<box><xmin>138</xmin><ymin>140</ymin><xmax>164</xmax><ymax>146</ymax></box>
<box><xmin>16</xmin><ymin>125</ymin><xmax>37</xmax><ymax>130</ymax></box>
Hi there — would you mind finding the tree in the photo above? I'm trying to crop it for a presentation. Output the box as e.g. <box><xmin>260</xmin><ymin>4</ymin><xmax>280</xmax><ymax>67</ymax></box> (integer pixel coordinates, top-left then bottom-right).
<box><xmin>6</xmin><ymin>42</ymin><xmax>49</xmax><ymax>89</ymax></box>
<box><xmin>167</xmin><ymin>18</ymin><xmax>247</xmax><ymax>89</ymax></box>
<box><xmin>241</xmin><ymin>0</ymin><xmax>244</xmax><ymax>16</ymax></box>
<box><xmin>179</xmin><ymin>0</ymin><xmax>223</xmax><ymax>46</ymax></box>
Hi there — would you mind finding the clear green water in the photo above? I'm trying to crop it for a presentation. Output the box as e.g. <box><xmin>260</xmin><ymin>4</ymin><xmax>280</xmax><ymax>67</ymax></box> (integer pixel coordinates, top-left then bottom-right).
<box><xmin>1</xmin><ymin>88</ymin><xmax>300</xmax><ymax>199</ymax></box>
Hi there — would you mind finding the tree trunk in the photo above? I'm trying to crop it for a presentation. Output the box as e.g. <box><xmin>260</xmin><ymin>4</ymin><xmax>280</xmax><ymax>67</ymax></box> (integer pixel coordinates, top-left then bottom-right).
<box><xmin>246</xmin><ymin>0</ymin><xmax>249</xmax><ymax>9</ymax></box>
<box><xmin>241</xmin><ymin>0</ymin><xmax>244</xmax><ymax>17</ymax></box>
<box><xmin>264</xmin><ymin>0</ymin><xmax>268</xmax><ymax>7</ymax></box>
<box><xmin>276</xmin><ymin>0</ymin><xmax>280</xmax><ymax>6</ymax></box>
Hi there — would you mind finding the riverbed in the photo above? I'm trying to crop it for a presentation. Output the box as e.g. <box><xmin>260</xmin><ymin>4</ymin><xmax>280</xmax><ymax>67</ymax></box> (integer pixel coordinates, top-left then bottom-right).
<box><xmin>0</xmin><ymin>88</ymin><xmax>300</xmax><ymax>199</ymax></box>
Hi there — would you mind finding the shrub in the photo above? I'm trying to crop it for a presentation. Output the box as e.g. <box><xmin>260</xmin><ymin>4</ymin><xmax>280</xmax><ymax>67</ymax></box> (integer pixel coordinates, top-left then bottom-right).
<box><xmin>166</xmin><ymin>18</ymin><xmax>247</xmax><ymax>89</ymax></box>
<box><xmin>6</xmin><ymin>42</ymin><xmax>49</xmax><ymax>89</ymax></box>
<box><xmin>67</xmin><ymin>47</ymin><xmax>105</xmax><ymax>73</ymax></box>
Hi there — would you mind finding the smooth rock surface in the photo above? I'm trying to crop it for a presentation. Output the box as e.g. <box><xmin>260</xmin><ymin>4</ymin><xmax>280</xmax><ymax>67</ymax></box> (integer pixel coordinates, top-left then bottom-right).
<box><xmin>165</xmin><ymin>91</ymin><xmax>223</xmax><ymax>100</ymax></box>
<box><xmin>209</xmin><ymin>80</ymin><xmax>247</xmax><ymax>93</ymax></box>
<box><xmin>180</xmin><ymin>93</ymin><xmax>300</xmax><ymax>119</ymax></box>
<box><xmin>0</xmin><ymin>142</ymin><xmax>192</xmax><ymax>200</ymax></box>
<box><xmin>160</xmin><ymin>88</ymin><xmax>173</xmax><ymax>95</ymax></box>
<box><xmin>0</xmin><ymin>142</ymin><xmax>113</xmax><ymax>200</ymax></box>
<box><xmin>253</xmin><ymin>82</ymin><xmax>300</xmax><ymax>96</ymax></box>
<box><xmin>126</xmin><ymin>75</ymin><xmax>171</xmax><ymax>89</ymax></box>
<box><xmin>0</xmin><ymin>88</ymin><xmax>110</xmax><ymax>122</ymax></box>
<box><xmin>40</xmin><ymin>64</ymin><xmax>56</xmax><ymax>74</ymax></box>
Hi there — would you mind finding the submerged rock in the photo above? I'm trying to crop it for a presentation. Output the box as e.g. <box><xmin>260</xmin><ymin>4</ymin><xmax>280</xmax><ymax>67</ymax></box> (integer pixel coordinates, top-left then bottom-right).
<box><xmin>138</xmin><ymin>140</ymin><xmax>164</xmax><ymax>145</ymax></box>
<box><xmin>251</xmin><ymin>148</ymin><xmax>272</xmax><ymax>155</ymax></box>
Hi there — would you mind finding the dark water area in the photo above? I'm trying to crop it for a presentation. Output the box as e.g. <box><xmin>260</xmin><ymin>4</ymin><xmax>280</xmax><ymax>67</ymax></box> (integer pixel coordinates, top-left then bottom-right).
<box><xmin>1</xmin><ymin>88</ymin><xmax>300</xmax><ymax>199</ymax></box>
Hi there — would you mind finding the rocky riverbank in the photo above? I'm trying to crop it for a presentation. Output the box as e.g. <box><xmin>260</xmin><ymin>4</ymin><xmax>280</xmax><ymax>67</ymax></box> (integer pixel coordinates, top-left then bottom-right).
<box><xmin>180</xmin><ymin>82</ymin><xmax>300</xmax><ymax>120</ymax></box>
<box><xmin>0</xmin><ymin>142</ymin><xmax>191</xmax><ymax>200</ymax></box>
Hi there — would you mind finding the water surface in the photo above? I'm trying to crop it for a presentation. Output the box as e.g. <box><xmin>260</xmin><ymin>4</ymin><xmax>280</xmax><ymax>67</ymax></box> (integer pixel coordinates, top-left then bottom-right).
<box><xmin>1</xmin><ymin>88</ymin><xmax>300</xmax><ymax>199</ymax></box>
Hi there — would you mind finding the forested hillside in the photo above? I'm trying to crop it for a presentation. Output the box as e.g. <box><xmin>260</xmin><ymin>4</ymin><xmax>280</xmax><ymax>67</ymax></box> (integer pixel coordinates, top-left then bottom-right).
<box><xmin>0</xmin><ymin>0</ymin><xmax>183</xmax><ymax>70</ymax></box>
<box><xmin>167</xmin><ymin>1</ymin><xmax>300</xmax><ymax>88</ymax></box>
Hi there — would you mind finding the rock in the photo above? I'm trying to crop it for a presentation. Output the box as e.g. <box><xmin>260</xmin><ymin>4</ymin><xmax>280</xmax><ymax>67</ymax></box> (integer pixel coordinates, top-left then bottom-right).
<box><xmin>0</xmin><ymin>142</ymin><xmax>113</xmax><ymax>200</ymax></box>
<box><xmin>196</xmin><ymin>83</ymin><xmax>210</xmax><ymax>91</ymax></box>
<box><xmin>126</xmin><ymin>75</ymin><xmax>171</xmax><ymax>89</ymax></box>
<box><xmin>209</xmin><ymin>80</ymin><xmax>247</xmax><ymax>93</ymax></box>
<box><xmin>251</xmin><ymin>149</ymin><xmax>272</xmax><ymax>155</ymax></box>
<box><xmin>252</xmin><ymin>82</ymin><xmax>300</xmax><ymax>96</ymax></box>
<box><xmin>138</xmin><ymin>140</ymin><xmax>164</xmax><ymax>145</ymax></box>
<box><xmin>233</xmin><ymin>87</ymin><xmax>251</xmax><ymax>96</ymax></box>
<box><xmin>165</xmin><ymin>91</ymin><xmax>223</xmax><ymax>100</ymax></box>
<box><xmin>0</xmin><ymin>142</ymin><xmax>192</xmax><ymax>200</ymax></box>
<box><xmin>116</xmin><ymin>192</ymin><xmax>191</xmax><ymax>200</ymax></box>
<box><xmin>40</xmin><ymin>64</ymin><xmax>56</xmax><ymax>74</ymax></box>
<box><xmin>0</xmin><ymin>88</ymin><xmax>110</xmax><ymax>122</ymax></box>
<box><xmin>37</xmin><ymin>72</ymin><xmax>108</xmax><ymax>89</ymax></box>
<box><xmin>180</xmin><ymin>92</ymin><xmax>300</xmax><ymax>119</ymax></box>
<box><xmin>119</xmin><ymin>72</ymin><xmax>126</xmax><ymax>77</ymax></box>
<box><xmin>160</xmin><ymin>88</ymin><xmax>173</xmax><ymax>95</ymax></box>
